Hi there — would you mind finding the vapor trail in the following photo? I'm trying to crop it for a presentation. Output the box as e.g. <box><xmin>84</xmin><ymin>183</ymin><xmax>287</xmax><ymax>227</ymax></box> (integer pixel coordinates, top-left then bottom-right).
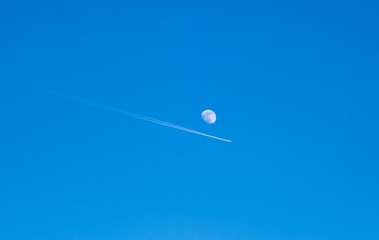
<box><xmin>44</xmin><ymin>90</ymin><xmax>232</xmax><ymax>142</ymax></box>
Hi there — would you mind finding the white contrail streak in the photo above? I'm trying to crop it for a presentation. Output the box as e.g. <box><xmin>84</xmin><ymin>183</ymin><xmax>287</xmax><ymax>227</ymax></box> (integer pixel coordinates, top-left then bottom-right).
<box><xmin>44</xmin><ymin>90</ymin><xmax>232</xmax><ymax>142</ymax></box>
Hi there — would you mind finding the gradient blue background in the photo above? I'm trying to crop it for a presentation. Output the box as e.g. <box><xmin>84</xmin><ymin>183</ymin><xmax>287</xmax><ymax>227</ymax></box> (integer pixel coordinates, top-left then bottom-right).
<box><xmin>1</xmin><ymin>0</ymin><xmax>378</xmax><ymax>239</ymax></box>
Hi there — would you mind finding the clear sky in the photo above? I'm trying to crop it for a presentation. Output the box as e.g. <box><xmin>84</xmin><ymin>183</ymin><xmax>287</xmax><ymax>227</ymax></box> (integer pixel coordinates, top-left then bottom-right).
<box><xmin>1</xmin><ymin>0</ymin><xmax>378</xmax><ymax>239</ymax></box>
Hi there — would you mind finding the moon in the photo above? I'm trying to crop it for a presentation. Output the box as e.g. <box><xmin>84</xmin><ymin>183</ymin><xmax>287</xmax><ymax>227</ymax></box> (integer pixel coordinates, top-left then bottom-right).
<box><xmin>202</xmin><ymin>110</ymin><xmax>216</xmax><ymax>124</ymax></box>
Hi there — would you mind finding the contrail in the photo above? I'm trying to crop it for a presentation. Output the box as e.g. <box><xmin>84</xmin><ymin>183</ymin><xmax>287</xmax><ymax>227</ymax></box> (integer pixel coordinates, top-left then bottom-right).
<box><xmin>43</xmin><ymin>90</ymin><xmax>232</xmax><ymax>142</ymax></box>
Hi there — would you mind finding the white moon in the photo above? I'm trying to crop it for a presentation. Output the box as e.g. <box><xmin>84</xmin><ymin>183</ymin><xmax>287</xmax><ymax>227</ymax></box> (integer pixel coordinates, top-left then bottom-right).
<box><xmin>202</xmin><ymin>110</ymin><xmax>216</xmax><ymax>124</ymax></box>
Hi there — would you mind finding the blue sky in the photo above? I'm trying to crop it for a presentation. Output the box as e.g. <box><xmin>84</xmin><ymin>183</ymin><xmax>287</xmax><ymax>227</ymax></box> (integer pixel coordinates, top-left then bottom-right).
<box><xmin>1</xmin><ymin>0</ymin><xmax>378</xmax><ymax>239</ymax></box>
